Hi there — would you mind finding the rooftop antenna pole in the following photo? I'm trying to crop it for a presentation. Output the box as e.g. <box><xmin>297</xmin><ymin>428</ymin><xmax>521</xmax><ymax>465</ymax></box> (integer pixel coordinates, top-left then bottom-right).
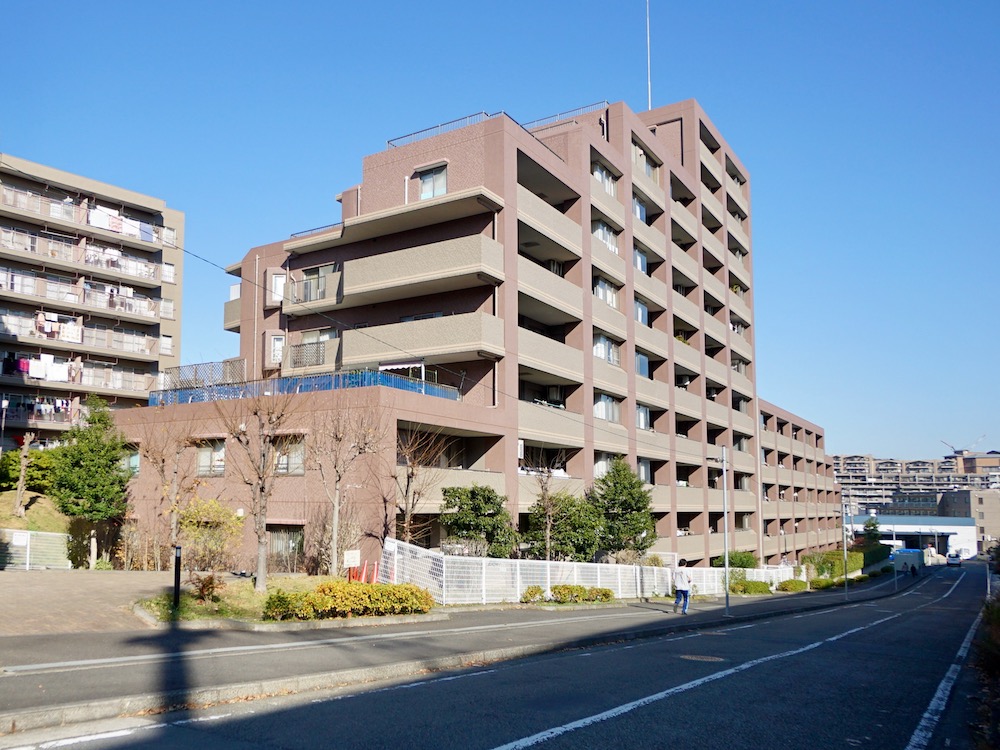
<box><xmin>646</xmin><ymin>0</ymin><xmax>652</xmax><ymax>110</ymax></box>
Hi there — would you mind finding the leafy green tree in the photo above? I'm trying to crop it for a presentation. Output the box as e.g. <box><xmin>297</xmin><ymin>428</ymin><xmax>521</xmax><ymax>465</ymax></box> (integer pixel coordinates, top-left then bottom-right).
<box><xmin>863</xmin><ymin>516</ymin><xmax>881</xmax><ymax>543</ymax></box>
<box><xmin>440</xmin><ymin>484</ymin><xmax>518</xmax><ymax>558</ymax></box>
<box><xmin>179</xmin><ymin>497</ymin><xmax>244</xmax><ymax>573</ymax></box>
<box><xmin>0</xmin><ymin>446</ymin><xmax>56</xmax><ymax>494</ymax></box>
<box><xmin>587</xmin><ymin>457</ymin><xmax>656</xmax><ymax>554</ymax></box>
<box><xmin>525</xmin><ymin>491</ymin><xmax>602</xmax><ymax>562</ymax></box>
<box><xmin>49</xmin><ymin>397</ymin><xmax>130</xmax><ymax>523</ymax></box>
<box><xmin>712</xmin><ymin>550</ymin><xmax>758</xmax><ymax>568</ymax></box>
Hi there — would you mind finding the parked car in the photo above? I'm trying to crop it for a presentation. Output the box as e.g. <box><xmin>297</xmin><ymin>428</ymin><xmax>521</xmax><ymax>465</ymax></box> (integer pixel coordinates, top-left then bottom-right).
<box><xmin>946</xmin><ymin>553</ymin><xmax>962</xmax><ymax>567</ymax></box>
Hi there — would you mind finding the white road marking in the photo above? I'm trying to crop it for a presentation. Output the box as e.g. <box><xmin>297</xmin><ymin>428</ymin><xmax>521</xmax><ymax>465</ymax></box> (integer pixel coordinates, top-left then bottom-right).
<box><xmin>488</xmin><ymin>612</ymin><xmax>903</xmax><ymax>749</ymax></box>
<box><xmin>903</xmin><ymin>611</ymin><xmax>982</xmax><ymax>750</ymax></box>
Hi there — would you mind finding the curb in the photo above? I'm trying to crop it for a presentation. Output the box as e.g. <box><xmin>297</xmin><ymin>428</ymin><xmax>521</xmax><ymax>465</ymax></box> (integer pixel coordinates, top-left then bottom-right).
<box><xmin>130</xmin><ymin>604</ymin><xmax>451</xmax><ymax>632</ymax></box>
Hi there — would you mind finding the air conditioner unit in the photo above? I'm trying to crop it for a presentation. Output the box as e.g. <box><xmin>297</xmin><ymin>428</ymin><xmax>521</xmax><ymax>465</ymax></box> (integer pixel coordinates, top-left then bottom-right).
<box><xmin>517</xmin><ymin>439</ymin><xmax>524</xmax><ymax>460</ymax></box>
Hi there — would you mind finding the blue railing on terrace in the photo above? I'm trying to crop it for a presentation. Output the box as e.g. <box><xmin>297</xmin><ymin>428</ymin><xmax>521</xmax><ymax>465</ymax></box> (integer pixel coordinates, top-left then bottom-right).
<box><xmin>149</xmin><ymin>369</ymin><xmax>461</xmax><ymax>406</ymax></box>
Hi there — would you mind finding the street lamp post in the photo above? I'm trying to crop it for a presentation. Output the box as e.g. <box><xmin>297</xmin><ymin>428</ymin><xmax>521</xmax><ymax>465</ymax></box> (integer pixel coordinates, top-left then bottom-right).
<box><xmin>0</xmin><ymin>398</ymin><xmax>7</xmax><ymax>455</ymax></box>
<box><xmin>843</xmin><ymin>502</ymin><xmax>850</xmax><ymax>601</ymax></box>
<box><xmin>722</xmin><ymin>446</ymin><xmax>730</xmax><ymax>617</ymax></box>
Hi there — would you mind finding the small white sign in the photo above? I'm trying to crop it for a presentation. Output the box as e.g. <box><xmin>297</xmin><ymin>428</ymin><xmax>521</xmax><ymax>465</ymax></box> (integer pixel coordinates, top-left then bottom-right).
<box><xmin>343</xmin><ymin>549</ymin><xmax>361</xmax><ymax>568</ymax></box>
<box><xmin>11</xmin><ymin>532</ymin><xmax>28</xmax><ymax>547</ymax></box>
<box><xmin>383</xmin><ymin>538</ymin><xmax>397</xmax><ymax>552</ymax></box>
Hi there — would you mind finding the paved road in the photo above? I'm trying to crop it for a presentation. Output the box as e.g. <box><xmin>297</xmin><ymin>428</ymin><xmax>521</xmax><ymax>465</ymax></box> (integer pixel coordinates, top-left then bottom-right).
<box><xmin>0</xmin><ymin>564</ymin><xmax>989</xmax><ymax>749</ymax></box>
<box><xmin>0</xmin><ymin>566</ymin><xmax>983</xmax><ymax>747</ymax></box>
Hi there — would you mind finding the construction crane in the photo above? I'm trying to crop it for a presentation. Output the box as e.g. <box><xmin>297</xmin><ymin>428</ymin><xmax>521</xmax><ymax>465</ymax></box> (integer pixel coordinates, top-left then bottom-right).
<box><xmin>940</xmin><ymin>434</ymin><xmax>987</xmax><ymax>455</ymax></box>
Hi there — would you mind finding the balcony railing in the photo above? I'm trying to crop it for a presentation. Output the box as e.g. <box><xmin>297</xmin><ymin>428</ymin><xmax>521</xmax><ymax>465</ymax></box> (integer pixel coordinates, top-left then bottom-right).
<box><xmin>150</xmin><ymin>368</ymin><xmax>461</xmax><ymax>406</ymax></box>
<box><xmin>1</xmin><ymin>225</ymin><xmax>160</xmax><ymax>283</ymax></box>
<box><xmin>1</xmin><ymin>185</ymin><xmax>176</xmax><ymax>247</ymax></box>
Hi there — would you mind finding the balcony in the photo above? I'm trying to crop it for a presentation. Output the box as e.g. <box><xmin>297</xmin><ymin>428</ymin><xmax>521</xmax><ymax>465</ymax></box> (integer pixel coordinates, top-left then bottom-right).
<box><xmin>517</xmin><ymin>399</ymin><xmax>585</xmax><ymax>448</ymax></box>
<box><xmin>670</xmin><ymin>200</ymin><xmax>699</xmax><ymax>240</ymax></box>
<box><xmin>341</xmin><ymin>311</ymin><xmax>504</xmax><ymax>368</ymax></box>
<box><xmin>592</xmin><ymin>299</ymin><xmax>627</xmax><ymax>341</ymax></box>
<box><xmin>632</xmin><ymin>169</ymin><xmax>665</xmax><ymax>211</ymax></box>
<box><xmin>703</xmin><ymin>356</ymin><xmax>729</xmax><ymax>385</ymax></box>
<box><xmin>0</xmin><ymin>271</ymin><xmax>160</xmax><ymax>323</ymax></box>
<box><xmin>0</xmin><ymin>227</ymin><xmax>162</xmax><ymax>290</ymax></box>
<box><xmin>673</xmin><ymin>387</ymin><xmax>702</xmax><ymax>418</ymax></box>
<box><xmin>672</xmin><ymin>338</ymin><xmax>700</xmax><ymax>374</ymax></box>
<box><xmin>633</xmin><ymin>220</ymin><xmax>667</xmax><ymax>258</ymax></box>
<box><xmin>634</xmin><ymin>324</ymin><xmax>668</xmax><ymax>361</ymax></box>
<box><xmin>636</xmin><ymin>428</ymin><xmax>671</xmax><ymax>460</ymax></box>
<box><xmin>671</xmin><ymin>289</ymin><xmax>700</xmax><ymax>328</ymax></box>
<box><xmin>0</xmin><ymin>185</ymin><xmax>173</xmax><ymax>251</ymax></box>
<box><xmin>728</xmin><ymin>222</ymin><xmax>751</xmax><ymax>254</ymax></box>
<box><xmin>726</xmin><ymin>174</ymin><xmax>748</xmax><ymax>215</ymax></box>
<box><xmin>703</xmin><ymin>314</ymin><xmax>729</xmax><ymax>345</ymax></box>
<box><xmin>634</xmin><ymin>375</ymin><xmax>670</xmax><ymax>409</ymax></box>
<box><xmin>284</xmin><ymin>235</ymin><xmax>505</xmax><ymax>317</ymax></box>
<box><xmin>730</xmin><ymin>331</ymin><xmax>752</xmax><ymax>361</ymax></box>
<box><xmin>223</xmin><ymin>297</ymin><xmax>241</xmax><ymax>332</ymax></box>
<box><xmin>517</xmin><ymin>185</ymin><xmax>582</xmax><ymax>256</ymax></box>
<box><xmin>0</xmin><ymin>310</ymin><xmax>158</xmax><ymax>361</ymax></box>
<box><xmin>592</xmin><ymin>356</ymin><xmax>627</xmax><ymax>396</ymax></box>
<box><xmin>517</xmin><ymin>256</ymin><xmax>583</xmax><ymax>323</ymax></box>
<box><xmin>589</xmin><ymin>177</ymin><xmax>626</xmax><ymax>228</ymax></box>
<box><xmin>517</xmin><ymin>328</ymin><xmax>583</xmax><ymax>384</ymax></box>
<box><xmin>416</xmin><ymin>468</ymin><xmax>508</xmax><ymax>512</ymax></box>
<box><xmin>282</xmin><ymin>338</ymin><xmax>341</xmax><ymax>376</ymax></box>
<box><xmin>699</xmin><ymin>142</ymin><xmax>724</xmax><ymax>184</ymax></box>
<box><xmin>671</xmin><ymin>241</ymin><xmax>699</xmax><ymax>281</ymax></box>
<box><xmin>702</xmin><ymin>232</ymin><xmax>726</xmax><ymax>266</ymax></box>
<box><xmin>633</xmin><ymin>271</ymin><xmax>667</xmax><ymax>310</ymax></box>
<box><xmin>701</xmin><ymin>189</ymin><xmax>725</xmax><ymax>232</ymax></box>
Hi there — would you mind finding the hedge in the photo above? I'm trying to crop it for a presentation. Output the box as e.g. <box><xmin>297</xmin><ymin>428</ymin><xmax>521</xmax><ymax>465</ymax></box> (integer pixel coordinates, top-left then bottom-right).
<box><xmin>777</xmin><ymin>579</ymin><xmax>807</xmax><ymax>593</ymax></box>
<box><xmin>802</xmin><ymin>550</ymin><xmax>864</xmax><ymax>578</ymax></box>
<box><xmin>548</xmin><ymin>584</ymin><xmax>615</xmax><ymax>604</ymax></box>
<box><xmin>730</xmin><ymin>579</ymin><xmax>772</xmax><ymax>595</ymax></box>
<box><xmin>263</xmin><ymin>581</ymin><xmax>434</xmax><ymax>621</ymax></box>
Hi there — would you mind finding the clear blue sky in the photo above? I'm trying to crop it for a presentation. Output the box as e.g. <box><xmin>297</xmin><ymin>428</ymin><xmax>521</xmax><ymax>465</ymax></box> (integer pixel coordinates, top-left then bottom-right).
<box><xmin>3</xmin><ymin>1</ymin><xmax>997</xmax><ymax>460</ymax></box>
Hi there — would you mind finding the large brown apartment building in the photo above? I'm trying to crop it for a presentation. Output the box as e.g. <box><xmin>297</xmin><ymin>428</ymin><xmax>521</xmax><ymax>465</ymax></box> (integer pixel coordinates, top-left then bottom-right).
<box><xmin>119</xmin><ymin>99</ymin><xmax>839</xmax><ymax>568</ymax></box>
<box><xmin>0</xmin><ymin>155</ymin><xmax>183</xmax><ymax>450</ymax></box>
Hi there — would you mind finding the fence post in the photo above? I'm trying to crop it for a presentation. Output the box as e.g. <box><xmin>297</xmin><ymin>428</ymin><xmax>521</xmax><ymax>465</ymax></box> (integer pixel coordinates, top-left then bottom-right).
<box><xmin>635</xmin><ymin>565</ymin><xmax>640</xmax><ymax>598</ymax></box>
<box><xmin>616</xmin><ymin>566</ymin><xmax>622</xmax><ymax>598</ymax></box>
<box><xmin>516</xmin><ymin>560</ymin><xmax>521</xmax><ymax>601</ymax></box>
<box><xmin>392</xmin><ymin>542</ymin><xmax>398</xmax><ymax>584</ymax></box>
<box><xmin>442</xmin><ymin>555</ymin><xmax>447</xmax><ymax>606</ymax></box>
<box><xmin>482</xmin><ymin>557</ymin><xmax>487</xmax><ymax>605</ymax></box>
<box><xmin>25</xmin><ymin>531</ymin><xmax>32</xmax><ymax>571</ymax></box>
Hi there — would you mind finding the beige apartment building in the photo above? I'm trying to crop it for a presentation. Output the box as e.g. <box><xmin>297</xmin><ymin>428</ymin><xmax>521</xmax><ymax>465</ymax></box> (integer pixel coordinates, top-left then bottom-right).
<box><xmin>0</xmin><ymin>155</ymin><xmax>183</xmax><ymax>450</ymax></box>
<box><xmin>122</xmin><ymin>99</ymin><xmax>839</xmax><ymax>568</ymax></box>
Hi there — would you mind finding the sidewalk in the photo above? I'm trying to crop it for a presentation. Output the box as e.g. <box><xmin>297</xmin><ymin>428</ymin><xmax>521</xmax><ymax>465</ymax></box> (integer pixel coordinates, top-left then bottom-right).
<box><xmin>0</xmin><ymin>570</ymin><xmax>175</xmax><ymax>636</ymax></box>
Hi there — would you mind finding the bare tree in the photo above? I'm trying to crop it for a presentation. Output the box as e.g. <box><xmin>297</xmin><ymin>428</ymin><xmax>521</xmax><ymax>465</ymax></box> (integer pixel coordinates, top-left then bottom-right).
<box><xmin>12</xmin><ymin>431</ymin><xmax>35</xmax><ymax>519</ymax></box>
<box><xmin>393</xmin><ymin>426</ymin><xmax>453</xmax><ymax>545</ymax></box>
<box><xmin>522</xmin><ymin>446</ymin><xmax>568</xmax><ymax>561</ymax></box>
<box><xmin>309</xmin><ymin>394</ymin><xmax>385</xmax><ymax>575</ymax></box>
<box><xmin>215</xmin><ymin>387</ymin><xmax>300</xmax><ymax>593</ymax></box>
<box><xmin>132</xmin><ymin>411</ymin><xmax>199</xmax><ymax>567</ymax></box>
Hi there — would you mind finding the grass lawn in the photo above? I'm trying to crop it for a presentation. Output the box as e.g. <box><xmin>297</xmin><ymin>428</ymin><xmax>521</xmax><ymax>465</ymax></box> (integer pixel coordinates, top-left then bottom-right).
<box><xmin>0</xmin><ymin>490</ymin><xmax>69</xmax><ymax>533</ymax></box>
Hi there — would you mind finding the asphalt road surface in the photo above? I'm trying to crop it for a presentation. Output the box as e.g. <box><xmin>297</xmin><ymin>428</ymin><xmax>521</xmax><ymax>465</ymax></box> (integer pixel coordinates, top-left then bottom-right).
<box><xmin>0</xmin><ymin>565</ymin><xmax>986</xmax><ymax>749</ymax></box>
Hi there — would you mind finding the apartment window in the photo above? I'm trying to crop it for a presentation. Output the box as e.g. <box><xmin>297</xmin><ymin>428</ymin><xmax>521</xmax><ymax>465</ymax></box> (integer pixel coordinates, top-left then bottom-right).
<box><xmin>270</xmin><ymin>273</ymin><xmax>286</xmax><ymax>304</ymax></box>
<box><xmin>632</xmin><ymin>195</ymin><xmax>648</xmax><ymax>224</ymax></box>
<box><xmin>162</xmin><ymin>262</ymin><xmax>176</xmax><ymax>284</ymax></box>
<box><xmin>633</xmin><ymin>247</ymin><xmax>648</xmax><ymax>276</ymax></box>
<box><xmin>275</xmin><ymin>437</ymin><xmax>305</xmax><ymax>475</ymax></box>
<box><xmin>632</xmin><ymin>142</ymin><xmax>657</xmax><ymax>179</ymax></box>
<box><xmin>160</xmin><ymin>298</ymin><xmax>175</xmax><ymax>319</ymax></box>
<box><xmin>637</xmin><ymin>457</ymin><xmax>652</xmax><ymax>484</ymax></box>
<box><xmin>197</xmin><ymin>439</ymin><xmax>226</xmax><ymax>476</ymax></box>
<box><xmin>593</xmin><ymin>277</ymin><xmax>618</xmax><ymax>308</ymax></box>
<box><xmin>121</xmin><ymin>449</ymin><xmax>140</xmax><ymax>475</ymax></box>
<box><xmin>593</xmin><ymin>162</ymin><xmax>617</xmax><ymax>197</ymax></box>
<box><xmin>594</xmin><ymin>392</ymin><xmax>621</xmax><ymax>423</ymax></box>
<box><xmin>592</xmin><ymin>220</ymin><xmax>619</xmax><ymax>255</ymax></box>
<box><xmin>734</xmin><ymin>434</ymin><xmax>749</xmax><ymax>452</ymax></box>
<box><xmin>594</xmin><ymin>451</ymin><xmax>615</xmax><ymax>478</ymax></box>
<box><xmin>635</xmin><ymin>351</ymin><xmax>650</xmax><ymax>379</ymax></box>
<box><xmin>634</xmin><ymin>298</ymin><xmax>649</xmax><ymax>326</ymax></box>
<box><xmin>636</xmin><ymin>404</ymin><xmax>652</xmax><ymax>431</ymax></box>
<box><xmin>160</xmin><ymin>334</ymin><xmax>173</xmax><ymax>356</ymax></box>
<box><xmin>270</xmin><ymin>334</ymin><xmax>285</xmax><ymax>366</ymax></box>
<box><xmin>401</xmin><ymin>311</ymin><xmax>443</xmax><ymax>322</ymax></box>
<box><xmin>419</xmin><ymin>166</ymin><xmax>447</xmax><ymax>200</ymax></box>
<box><xmin>593</xmin><ymin>333</ymin><xmax>621</xmax><ymax>366</ymax></box>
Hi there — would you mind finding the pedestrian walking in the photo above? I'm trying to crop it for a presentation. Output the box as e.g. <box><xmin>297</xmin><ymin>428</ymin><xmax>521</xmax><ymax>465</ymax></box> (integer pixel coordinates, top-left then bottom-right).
<box><xmin>673</xmin><ymin>562</ymin><xmax>692</xmax><ymax>615</ymax></box>
<box><xmin>911</xmin><ymin>563</ymin><xmax>918</xmax><ymax>578</ymax></box>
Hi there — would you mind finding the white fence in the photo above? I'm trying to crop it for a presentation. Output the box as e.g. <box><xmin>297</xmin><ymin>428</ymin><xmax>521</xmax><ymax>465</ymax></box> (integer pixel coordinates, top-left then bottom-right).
<box><xmin>0</xmin><ymin>529</ymin><xmax>72</xmax><ymax>570</ymax></box>
<box><xmin>378</xmin><ymin>539</ymin><xmax>795</xmax><ymax>605</ymax></box>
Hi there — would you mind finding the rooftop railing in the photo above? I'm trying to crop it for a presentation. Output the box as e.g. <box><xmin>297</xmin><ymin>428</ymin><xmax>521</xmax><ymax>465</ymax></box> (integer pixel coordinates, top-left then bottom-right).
<box><xmin>150</xmin><ymin>368</ymin><xmax>461</xmax><ymax>406</ymax></box>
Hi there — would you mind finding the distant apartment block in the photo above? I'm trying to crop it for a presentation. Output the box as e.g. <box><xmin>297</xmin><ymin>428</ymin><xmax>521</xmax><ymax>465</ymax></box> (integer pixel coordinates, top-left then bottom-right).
<box><xmin>0</xmin><ymin>154</ymin><xmax>183</xmax><ymax>449</ymax></box>
<box><xmin>122</xmin><ymin>99</ymin><xmax>839</xmax><ymax>567</ymax></box>
<box><xmin>834</xmin><ymin>452</ymin><xmax>1000</xmax><ymax>515</ymax></box>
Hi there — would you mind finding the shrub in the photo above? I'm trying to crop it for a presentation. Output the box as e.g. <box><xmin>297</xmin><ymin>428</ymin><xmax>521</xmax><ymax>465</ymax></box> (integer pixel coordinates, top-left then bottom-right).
<box><xmin>93</xmin><ymin>558</ymin><xmax>114</xmax><ymax>571</ymax></box>
<box><xmin>881</xmin><ymin>565</ymin><xmax>894</xmax><ymax>574</ymax></box>
<box><xmin>868</xmin><ymin>570</ymin><xmax>882</xmax><ymax>579</ymax></box>
<box><xmin>777</xmin><ymin>579</ymin><xmax>807</xmax><ymax>593</ymax></box>
<box><xmin>642</xmin><ymin>554</ymin><xmax>665</xmax><ymax>567</ymax></box>
<box><xmin>262</xmin><ymin>581</ymin><xmax>434</xmax><ymax>621</ymax></box>
<box><xmin>587</xmin><ymin>587</ymin><xmax>614</xmax><ymax>602</ymax></box>
<box><xmin>521</xmin><ymin>585</ymin><xmax>545</xmax><ymax>604</ymax></box>
<box><xmin>730</xmin><ymin>579</ymin><xmax>771</xmax><ymax>595</ymax></box>
<box><xmin>853</xmin><ymin>574</ymin><xmax>870</xmax><ymax>584</ymax></box>
<box><xmin>548</xmin><ymin>584</ymin><xmax>614</xmax><ymax>604</ymax></box>
<box><xmin>189</xmin><ymin>572</ymin><xmax>225</xmax><ymax>603</ymax></box>
<box><xmin>550</xmin><ymin>584</ymin><xmax>588</xmax><ymax>604</ymax></box>
<box><xmin>810</xmin><ymin>578</ymin><xmax>835</xmax><ymax>590</ymax></box>
<box><xmin>712</xmin><ymin>550</ymin><xmax>758</xmax><ymax>569</ymax></box>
